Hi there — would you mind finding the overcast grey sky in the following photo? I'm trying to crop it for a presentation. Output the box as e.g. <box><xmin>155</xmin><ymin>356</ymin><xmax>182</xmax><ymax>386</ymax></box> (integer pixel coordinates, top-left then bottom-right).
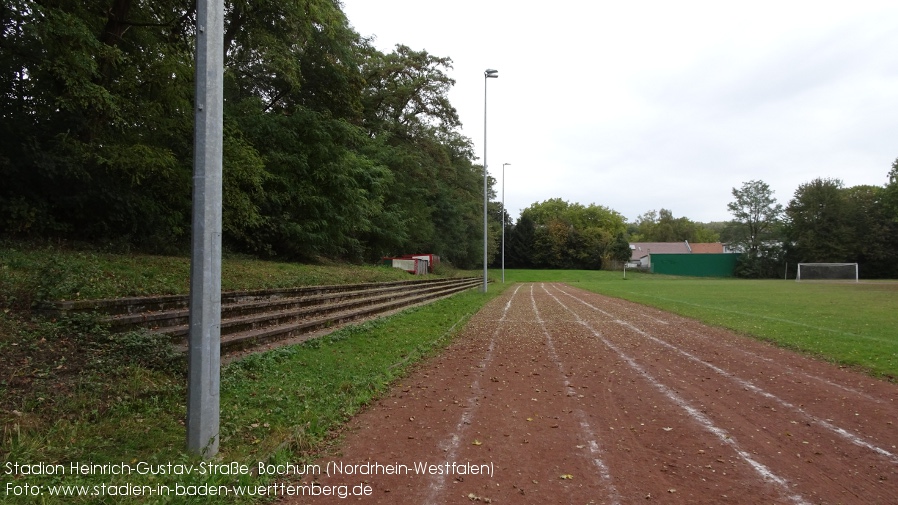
<box><xmin>340</xmin><ymin>0</ymin><xmax>898</xmax><ymax>223</ymax></box>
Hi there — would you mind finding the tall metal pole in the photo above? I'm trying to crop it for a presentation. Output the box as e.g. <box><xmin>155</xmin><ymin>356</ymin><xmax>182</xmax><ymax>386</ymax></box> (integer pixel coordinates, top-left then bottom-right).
<box><xmin>502</xmin><ymin>163</ymin><xmax>510</xmax><ymax>283</ymax></box>
<box><xmin>187</xmin><ymin>0</ymin><xmax>224</xmax><ymax>459</ymax></box>
<box><xmin>483</xmin><ymin>69</ymin><xmax>497</xmax><ymax>293</ymax></box>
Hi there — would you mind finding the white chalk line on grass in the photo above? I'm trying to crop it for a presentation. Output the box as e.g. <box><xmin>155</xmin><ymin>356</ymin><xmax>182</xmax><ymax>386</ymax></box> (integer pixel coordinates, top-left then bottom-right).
<box><xmin>529</xmin><ymin>285</ymin><xmax>621</xmax><ymax>505</ymax></box>
<box><xmin>552</xmin><ymin>285</ymin><xmax>898</xmax><ymax>466</ymax></box>
<box><xmin>590</xmin><ymin>289</ymin><xmax>885</xmax><ymax>404</ymax></box>
<box><xmin>540</xmin><ymin>284</ymin><xmax>811</xmax><ymax>505</ymax></box>
<box><xmin>624</xmin><ymin>291</ymin><xmax>891</xmax><ymax>344</ymax></box>
<box><xmin>425</xmin><ymin>284</ymin><xmax>520</xmax><ymax>505</ymax></box>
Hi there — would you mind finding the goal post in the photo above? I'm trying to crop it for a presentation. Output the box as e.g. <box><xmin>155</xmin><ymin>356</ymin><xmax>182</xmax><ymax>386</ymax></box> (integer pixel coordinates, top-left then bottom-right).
<box><xmin>795</xmin><ymin>263</ymin><xmax>858</xmax><ymax>282</ymax></box>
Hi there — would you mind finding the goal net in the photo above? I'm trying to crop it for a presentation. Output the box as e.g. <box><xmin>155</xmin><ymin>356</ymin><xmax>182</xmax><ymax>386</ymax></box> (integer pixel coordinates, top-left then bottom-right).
<box><xmin>796</xmin><ymin>263</ymin><xmax>858</xmax><ymax>281</ymax></box>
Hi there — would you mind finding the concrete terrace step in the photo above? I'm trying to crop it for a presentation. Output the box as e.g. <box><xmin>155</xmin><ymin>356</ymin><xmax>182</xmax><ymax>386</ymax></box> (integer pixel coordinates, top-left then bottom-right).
<box><xmin>200</xmin><ymin>280</ymin><xmax>480</xmax><ymax>352</ymax></box>
<box><xmin>158</xmin><ymin>278</ymin><xmax>479</xmax><ymax>341</ymax></box>
<box><xmin>41</xmin><ymin>276</ymin><xmax>482</xmax><ymax>354</ymax></box>
<box><xmin>38</xmin><ymin>278</ymin><xmax>471</xmax><ymax>317</ymax></box>
<box><xmin>105</xmin><ymin>277</ymin><xmax>474</xmax><ymax>333</ymax></box>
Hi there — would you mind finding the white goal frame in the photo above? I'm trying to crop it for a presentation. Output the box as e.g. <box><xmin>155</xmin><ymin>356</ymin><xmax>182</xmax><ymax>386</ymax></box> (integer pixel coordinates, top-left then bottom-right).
<box><xmin>795</xmin><ymin>262</ymin><xmax>858</xmax><ymax>282</ymax></box>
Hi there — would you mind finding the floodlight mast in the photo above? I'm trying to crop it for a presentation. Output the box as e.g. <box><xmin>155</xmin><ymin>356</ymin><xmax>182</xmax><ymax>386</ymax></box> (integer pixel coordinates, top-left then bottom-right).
<box><xmin>502</xmin><ymin>162</ymin><xmax>511</xmax><ymax>283</ymax></box>
<box><xmin>483</xmin><ymin>69</ymin><xmax>498</xmax><ymax>292</ymax></box>
<box><xmin>187</xmin><ymin>0</ymin><xmax>224</xmax><ymax>459</ymax></box>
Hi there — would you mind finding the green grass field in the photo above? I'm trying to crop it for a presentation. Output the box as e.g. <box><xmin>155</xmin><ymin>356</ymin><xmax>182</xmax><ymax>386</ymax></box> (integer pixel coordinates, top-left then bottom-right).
<box><xmin>499</xmin><ymin>268</ymin><xmax>898</xmax><ymax>379</ymax></box>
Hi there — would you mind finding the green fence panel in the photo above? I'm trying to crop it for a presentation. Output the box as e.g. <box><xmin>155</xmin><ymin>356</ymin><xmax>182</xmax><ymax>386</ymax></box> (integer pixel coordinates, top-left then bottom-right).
<box><xmin>649</xmin><ymin>253</ymin><xmax>741</xmax><ymax>277</ymax></box>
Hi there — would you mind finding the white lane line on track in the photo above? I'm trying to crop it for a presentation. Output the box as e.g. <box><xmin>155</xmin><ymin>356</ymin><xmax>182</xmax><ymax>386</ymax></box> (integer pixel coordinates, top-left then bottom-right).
<box><xmin>594</xmin><ymin>292</ymin><xmax>885</xmax><ymax>404</ymax></box>
<box><xmin>597</xmin><ymin>294</ymin><xmax>884</xmax><ymax>404</ymax></box>
<box><xmin>552</xmin><ymin>285</ymin><xmax>898</xmax><ymax>466</ymax></box>
<box><xmin>676</xmin><ymin>326</ymin><xmax>883</xmax><ymax>404</ymax></box>
<box><xmin>598</xmin><ymin>301</ymin><xmax>671</xmax><ymax>326</ymax></box>
<box><xmin>425</xmin><ymin>284</ymin><xmax>521</xmax><ymax>505</ymax></box>
<box><xmin>540</xmin><ymin>284</ymin><xmax>811</xmax><ymax>505</ymax></box>
<box><xmin>529</xmin><ymin>285</ymin><xmax>621</xmax><ymax>505</ymax></box>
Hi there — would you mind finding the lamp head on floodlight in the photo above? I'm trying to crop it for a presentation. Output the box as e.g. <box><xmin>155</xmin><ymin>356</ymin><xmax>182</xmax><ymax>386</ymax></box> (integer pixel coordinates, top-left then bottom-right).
<box><xmin>485</xmin><ymin>69</ymin><xmax>498</xmax><ymax>78</ymax></box>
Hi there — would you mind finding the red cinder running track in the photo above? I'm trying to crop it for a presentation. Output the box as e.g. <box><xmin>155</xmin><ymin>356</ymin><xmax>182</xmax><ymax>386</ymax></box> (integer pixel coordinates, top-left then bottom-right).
<box><xmin>284</xmin><ymin>283</ymin><xmax>898</xmax><ymax>504</ymax></box>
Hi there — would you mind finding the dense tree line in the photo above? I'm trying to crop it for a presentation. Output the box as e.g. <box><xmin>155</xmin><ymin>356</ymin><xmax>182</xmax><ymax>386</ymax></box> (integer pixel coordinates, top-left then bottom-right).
<box><xmin>497</xmin><ymin>162</ymin><xmax>898</xmax><ymax>277</ymax></box>
<box><xmin>3</xmin><ymin>3</ymin><xmax>896</xmax><ymax>277</ymax></box>
<box><xmin>723</xmin><ymin>164</ymin><xmax>898</xmax><ymax>279</ymax></box>
<box><xmin>501</xmin><ymin>199</ymin><xmax>629</xmax><ymax>270</ymax></box>
<box><xmin>0</xmin><ymin>1</ymin><xmax>488</xmax><ymax>267</ymax></box>
<box><xmin>627</xmin><ymin>209</ymin><xmax>720</xmax><ymax>243</ymax></box>
<box><xmin>784</xmin><ymin>171</ymin><xmax>898</xmax><ymax>278</ymax></box>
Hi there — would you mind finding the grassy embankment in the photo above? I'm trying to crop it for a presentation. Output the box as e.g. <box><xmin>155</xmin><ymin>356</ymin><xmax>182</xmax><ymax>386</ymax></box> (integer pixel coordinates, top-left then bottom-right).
<box><xmin>0</xmin><ymin>243</ymin><xmax>501</xmax><ymax>503</ymax></box>
<box><xmin>503</xmin><ymin>268</ymin><xmax>898</xmax><ymax>379</ymax></box>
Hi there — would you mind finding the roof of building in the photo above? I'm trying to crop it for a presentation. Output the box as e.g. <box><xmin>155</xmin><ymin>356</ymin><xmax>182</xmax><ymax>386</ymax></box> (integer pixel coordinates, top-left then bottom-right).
<box><xmin>629</xmin><ymin>241</ymin><xmax>726</xmax><ymax>260</ymax></box>
<box><xmin>689</xmin><ymin>242</ymin><xmax>725</xmax><ymax>254</ymax></box>
<box><xmin>630</xmin><ymin>242</ymin><xmax>690</xmax><ymax>260</ymax></box>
